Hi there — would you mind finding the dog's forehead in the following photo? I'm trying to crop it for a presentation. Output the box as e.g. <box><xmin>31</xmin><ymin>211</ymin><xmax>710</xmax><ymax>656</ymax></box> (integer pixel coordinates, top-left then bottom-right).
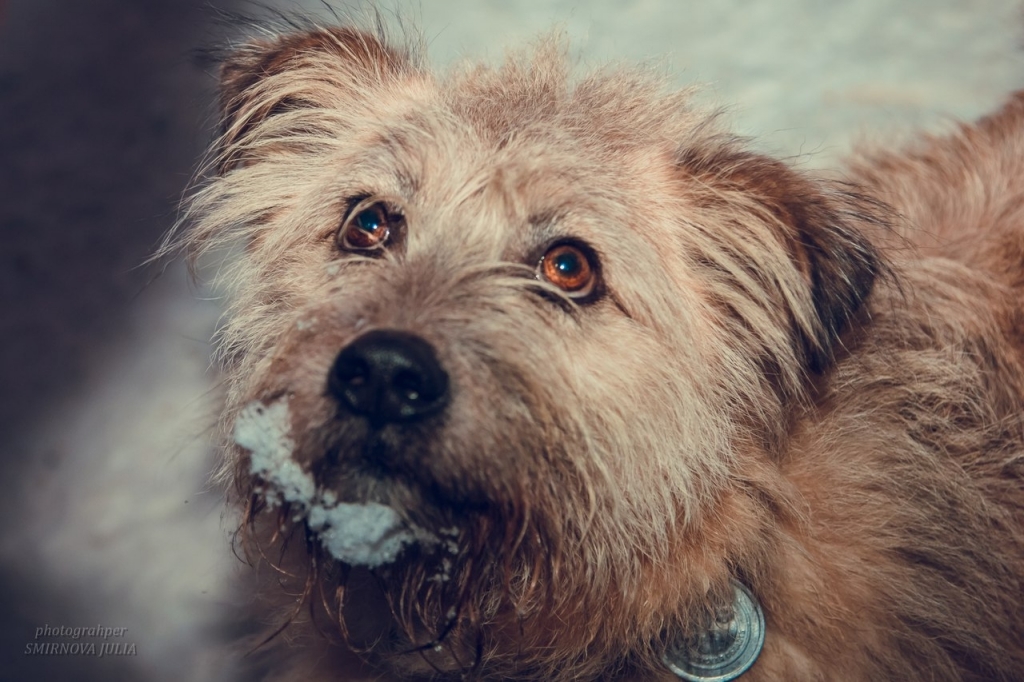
<box><xmin>350</xmin><ymin>77</ymin><xmax>680</xmax><ymax>249</ymax></box>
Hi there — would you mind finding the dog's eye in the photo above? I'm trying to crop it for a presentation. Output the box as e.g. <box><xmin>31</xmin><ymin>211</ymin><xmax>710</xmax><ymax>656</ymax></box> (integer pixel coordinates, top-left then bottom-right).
<box><xmin>538</xmin><ymin>242</ymin><xmax>598</xmax><ymax>298</ymax></box>
<box><xmin>338</xmin><ymin>199</ymin><xmax>401</xmax><ymax>252</ymax></box>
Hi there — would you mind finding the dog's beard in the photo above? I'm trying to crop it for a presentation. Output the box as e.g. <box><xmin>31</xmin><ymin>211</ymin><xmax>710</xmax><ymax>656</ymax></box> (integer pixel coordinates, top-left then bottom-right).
<box><xmin>232</xmin><ymin>392</ymin><xmax>586</xmax><ymax>677</ymax></box>
<box><xmin>238</xmin><ymin>488</ymin><xmax>568</xmax><ymax>677</ymax></box>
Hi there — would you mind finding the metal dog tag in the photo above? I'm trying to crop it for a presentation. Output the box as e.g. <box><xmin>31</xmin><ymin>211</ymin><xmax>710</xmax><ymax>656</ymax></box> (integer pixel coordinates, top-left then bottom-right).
<box><xmin>663</xmin><ymin>580</ymin><xmax>765</xmax><ymax>682</ymax></box>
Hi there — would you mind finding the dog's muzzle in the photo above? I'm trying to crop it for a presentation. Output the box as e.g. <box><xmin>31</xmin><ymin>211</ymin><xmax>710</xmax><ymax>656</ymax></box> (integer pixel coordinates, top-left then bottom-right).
<box><xmin>328</xmin><ymin>329</ymin><xmax>450</xmax><ymax>428</ymax></box>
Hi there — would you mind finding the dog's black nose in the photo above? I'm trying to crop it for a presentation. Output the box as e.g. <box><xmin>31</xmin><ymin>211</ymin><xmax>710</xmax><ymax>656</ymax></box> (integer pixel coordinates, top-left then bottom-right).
<box><xmin>328</xmin><ymin>330</ymin><xmax>449</xmax><ymax>427</ymax></box>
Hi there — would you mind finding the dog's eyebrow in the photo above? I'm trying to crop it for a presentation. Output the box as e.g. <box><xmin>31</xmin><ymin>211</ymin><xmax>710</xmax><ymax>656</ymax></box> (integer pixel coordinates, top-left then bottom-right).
<box><xmin>365</xmin><ymin>128</ymin><xmax>423</xmax><ymax>197</ymax></box>
<box><xmin>394</xmin><ymin>169</ymin><xmax>419</xmax><ymax>198</ymax></box>
<box><xmin>526</xmin><ymin>210</ymin><xmax>580</xmax><ymax>252</ymax></box>
<box><xmin>527</xmin><ymin>209</ymin><xmax>563</xmax><ymax>230</ymax></box>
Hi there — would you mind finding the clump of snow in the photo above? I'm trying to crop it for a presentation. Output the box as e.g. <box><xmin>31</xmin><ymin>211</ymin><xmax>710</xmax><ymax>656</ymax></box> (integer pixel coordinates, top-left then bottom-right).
<box><xmin>428</xmin><ymin>557</ymin><xmax>453</xmax><ymax>583</ymax></box>
<box><xmin>308</xmin><ymin>502</ymin><xmax>427</xmax><ymax>568</ymax></box>
<box><xmin>232</xmin><ymin>398</ymin><xmax>443</xmax><ymax>568</ymax></box>
<box><xmin>439</xmin><ymin>526</ymin><xmax>461</xmax><ymax>555</ymax></box>
<box><xmin>233</xmin><ymin>400</ymin><xmax>313</xmax><ymax>507</ymax></box>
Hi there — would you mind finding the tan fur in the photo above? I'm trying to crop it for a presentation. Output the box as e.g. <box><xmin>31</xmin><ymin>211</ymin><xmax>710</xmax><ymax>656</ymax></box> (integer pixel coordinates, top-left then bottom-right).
<box><xmin>173</xmin><ymin>17</ymin><xmax>1024</xmax><ymax>682</ymax></box>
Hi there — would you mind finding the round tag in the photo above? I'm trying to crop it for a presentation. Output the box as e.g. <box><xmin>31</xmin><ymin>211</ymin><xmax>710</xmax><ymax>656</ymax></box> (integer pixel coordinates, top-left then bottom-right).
<box><xmin>663</xmin><ymin>580</ymin><xmax>765</xmax><ymax>682</ymax></box>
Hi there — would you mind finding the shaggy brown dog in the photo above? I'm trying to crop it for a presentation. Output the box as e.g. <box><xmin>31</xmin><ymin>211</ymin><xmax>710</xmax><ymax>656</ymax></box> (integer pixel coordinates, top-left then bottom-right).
<box><xmin>176</xmin><ymin>19</ymin><xmax>1024</xmax><ymax>682</ymax></box>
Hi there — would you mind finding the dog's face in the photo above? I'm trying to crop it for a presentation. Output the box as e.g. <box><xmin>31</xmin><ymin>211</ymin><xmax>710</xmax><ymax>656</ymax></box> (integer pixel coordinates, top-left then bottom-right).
<box><xmin>186</xmin><ymin>26</ymin><xmax>881</xmax><ymax>678</ymax></box>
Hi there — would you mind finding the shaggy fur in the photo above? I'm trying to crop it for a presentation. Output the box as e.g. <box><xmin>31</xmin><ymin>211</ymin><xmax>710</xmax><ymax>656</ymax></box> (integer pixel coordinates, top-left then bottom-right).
<box><xmin>175</xmin><ymin>17</ymin><xmax>1024</xmax><ymax>682</ymax></box>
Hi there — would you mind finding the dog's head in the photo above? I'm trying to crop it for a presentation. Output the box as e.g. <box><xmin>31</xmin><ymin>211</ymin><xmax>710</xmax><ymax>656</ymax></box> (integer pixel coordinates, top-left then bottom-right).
<box><xmin>183</xmin><ymin>22</ymin><xmax>885</xmax><ymax>679</ymax></box>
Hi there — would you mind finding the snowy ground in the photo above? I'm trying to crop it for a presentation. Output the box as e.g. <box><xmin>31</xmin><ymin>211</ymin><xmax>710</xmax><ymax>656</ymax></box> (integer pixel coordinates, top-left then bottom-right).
<box><xmin>1</xmin><ymin>1</ymin><xmax>1021</xmax><ymax>680</ymax></box>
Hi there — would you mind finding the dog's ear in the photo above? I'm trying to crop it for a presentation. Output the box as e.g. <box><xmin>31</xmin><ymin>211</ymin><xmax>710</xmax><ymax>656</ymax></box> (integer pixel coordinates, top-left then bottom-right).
<box><xmin>215</xmin><ymin>27</ymin><xmax>412</xmax><ymax>172</ymax></box>
<box><xmin>678</xmin><ymin>147</ymin><xmax>886</xmax><ymax>373</ymax></box>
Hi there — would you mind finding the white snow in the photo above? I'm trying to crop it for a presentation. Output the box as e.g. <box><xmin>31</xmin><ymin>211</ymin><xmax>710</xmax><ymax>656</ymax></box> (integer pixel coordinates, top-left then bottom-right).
<box><xmin>308</xmin><ymin>502</ymin><xmax>425</xmax><ymax>567</ymax></box>
<box><xmin>233</xmin><ymin>400</ymin><xmax>314</xmax><ymax>507</ymax></box>
<box><xmin>232</xmin><ymin>398</ymin><xmax>438</xmax><ymax>567</ymax></box>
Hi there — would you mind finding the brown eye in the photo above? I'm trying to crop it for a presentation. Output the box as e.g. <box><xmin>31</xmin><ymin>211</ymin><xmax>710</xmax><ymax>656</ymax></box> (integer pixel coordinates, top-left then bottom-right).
<box><xmin>539</xmin><ymin>242</ymin><xmax>598</xmax><ymax>298</ymax></box>
<box><xmin>338</xmin><ymin>199</ymin><xmax>400</xmax><ymax>252</ymax></box>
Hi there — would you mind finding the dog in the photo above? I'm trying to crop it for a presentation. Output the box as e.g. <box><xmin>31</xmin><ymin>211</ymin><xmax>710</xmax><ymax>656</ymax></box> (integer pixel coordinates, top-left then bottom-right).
<box><xmin>174</xmin><ymin>17</ymin><xmax>1024</xmax><ymax>682</ymax></box>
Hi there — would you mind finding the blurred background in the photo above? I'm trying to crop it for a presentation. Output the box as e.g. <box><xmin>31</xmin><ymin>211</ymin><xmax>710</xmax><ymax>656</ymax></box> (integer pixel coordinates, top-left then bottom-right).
<box><xmin>0</xmin><ymin>1</ymin><xmax>1020</xmax><ymax>680</ymax></box>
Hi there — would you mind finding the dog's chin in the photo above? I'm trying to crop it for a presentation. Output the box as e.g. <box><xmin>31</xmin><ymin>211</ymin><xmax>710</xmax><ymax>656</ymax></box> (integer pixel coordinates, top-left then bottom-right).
<box><xmin>290</xmin><ymin>477</ymin><xmax>487</xmax><ymax>678</ymax></box>
<box><xmin>237</xmin><ymin>397</ymin><xmax>562</xmax><ymax>673</ymax></box>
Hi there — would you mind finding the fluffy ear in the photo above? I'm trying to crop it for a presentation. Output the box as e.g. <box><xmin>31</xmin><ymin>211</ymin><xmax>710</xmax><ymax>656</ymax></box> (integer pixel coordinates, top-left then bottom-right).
<box><xmin>786</xmin><ymin>178</ymin><xmax>885</xmax><ymax>372</ymax></box>
<box><xmin>215</xmin><ymin>26</ymin><xmax>412</xmax><ymax>172</ymax></box>
<box><xmin>678</xmin><ymin>146</ymin><xmax>886</xmax><ymax>373</ymax></box>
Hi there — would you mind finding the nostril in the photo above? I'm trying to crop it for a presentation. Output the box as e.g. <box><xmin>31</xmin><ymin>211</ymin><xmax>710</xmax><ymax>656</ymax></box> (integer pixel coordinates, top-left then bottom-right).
<box><xmin>336</xmin><ymin>358</ymin><xmax>369</xmax><ymax>386</ymax></box>
<box><xmin>328</xmin><ymin>352</ymin><xmax>370</xmax><ymax>404</ymax></box>
<box><xmin>393</xmin><ymin>369</ymin><xmax>423</xmax><ymax>402</ymax></box>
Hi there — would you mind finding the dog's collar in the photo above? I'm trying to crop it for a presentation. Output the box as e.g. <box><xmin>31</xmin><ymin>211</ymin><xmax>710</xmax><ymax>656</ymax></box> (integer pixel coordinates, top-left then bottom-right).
<box><xmin>663</xmin><ymin>579</ymin><xmax>765</xmax><ymax>681</ymax></box>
